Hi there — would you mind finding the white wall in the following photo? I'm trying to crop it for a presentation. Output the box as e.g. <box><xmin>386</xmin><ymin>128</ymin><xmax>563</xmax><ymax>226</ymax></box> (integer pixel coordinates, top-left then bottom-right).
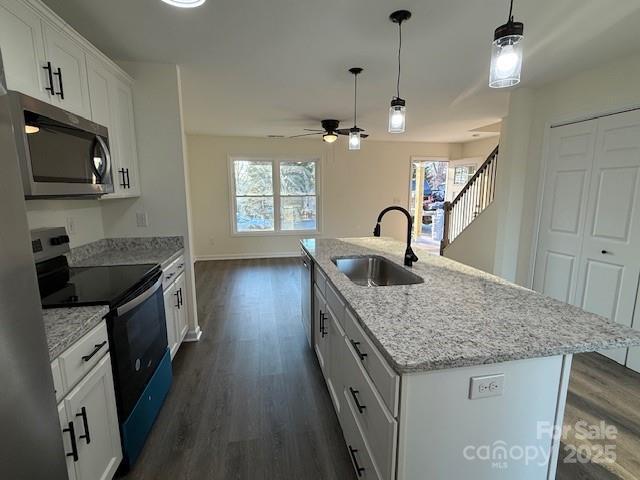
<box><xmin>188</xmin><ymin>135</ymin><xmax>460</xmax><ymax>259</ymax></box>
<box><xmin>442</xmin><ymin>137</ymin><xmax>499</xmax><ymax>273</ymax></box>
<box><xmin>25</xmin><ymin>199</ymin><xmax>104</xmax><ymax>248</ymax></box>
<box><xmin>100</xmin><ymin>62</ymin><xmax>199</xmax><ymax>337</ymax></box>
<box><xmin>493</xmin><ymin>52</ymin><xmax>640</xmax><ymax>286</ymax></box>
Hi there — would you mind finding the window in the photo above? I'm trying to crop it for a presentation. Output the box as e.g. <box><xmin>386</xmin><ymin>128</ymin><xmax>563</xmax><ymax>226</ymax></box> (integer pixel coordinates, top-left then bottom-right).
<box><xmin>453</xmin><ymin>165</ymin><xmax>476</xmax><ymax>185</ymax></box>
<box><xmin>230</xmin><ymin>157</ymin><xmax>319</xmax><ymax>234</ymax></box>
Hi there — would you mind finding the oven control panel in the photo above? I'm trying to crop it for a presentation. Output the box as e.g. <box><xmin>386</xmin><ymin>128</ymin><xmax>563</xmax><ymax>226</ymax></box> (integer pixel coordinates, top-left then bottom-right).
<box><xmin>30</xmin><ymin>226</ymin><xmax>71</xmax><ymax>263</ymax></box>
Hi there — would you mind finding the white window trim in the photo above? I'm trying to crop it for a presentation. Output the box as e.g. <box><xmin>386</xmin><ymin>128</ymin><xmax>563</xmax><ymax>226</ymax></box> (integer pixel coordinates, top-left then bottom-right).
<box><xmin>453</xmin><ymin>164</ymin><xmax>476</xmax><ymax>185</ymax></box>
<box><xmin>228</xmin><ymin>155</ymin><xmax>322</xmax><ymax>236</ymax></box>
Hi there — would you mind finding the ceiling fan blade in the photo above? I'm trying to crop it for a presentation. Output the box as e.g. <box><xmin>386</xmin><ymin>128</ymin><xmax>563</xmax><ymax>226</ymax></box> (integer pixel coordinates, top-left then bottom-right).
<box><xmin>288</xmin><ymin>133</ymin><xmax>322</xmax><ymax>138</ymax></box>
<box><xmin>336</xmin><ymin>128</ymin><xmax>368</xmax><ymax>137</ymax></box>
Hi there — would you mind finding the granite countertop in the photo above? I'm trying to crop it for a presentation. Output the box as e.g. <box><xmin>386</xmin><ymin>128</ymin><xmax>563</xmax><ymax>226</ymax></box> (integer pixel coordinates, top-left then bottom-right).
<box><xmin>43</xmin><ymin>306</ymin><xmax>109</xmax><ymax>361</ymax></box>
<box><xmin>301</xmin><ymin>237</ymin><xmax>640</xmax><ymax>374</ymax></box>
<box><xmin>44</xmin><ymin>236</ymin><xmax>183</xmax><ymax>361</ymax></box>
<box><xmin>68</xmin><ymin>236</ymin><xmax>184</xmax><ymax>268</ymax></box>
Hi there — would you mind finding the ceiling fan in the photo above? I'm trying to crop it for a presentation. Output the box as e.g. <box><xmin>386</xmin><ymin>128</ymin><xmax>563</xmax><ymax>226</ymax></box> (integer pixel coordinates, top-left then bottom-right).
<box><xmin>289</xmin><ymin>68</ymin><xmax>368</xmax><ymax>146</ymax></box>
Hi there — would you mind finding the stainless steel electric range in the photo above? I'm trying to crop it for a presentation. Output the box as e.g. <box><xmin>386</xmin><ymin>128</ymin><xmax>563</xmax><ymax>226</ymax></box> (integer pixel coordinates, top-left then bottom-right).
<box><xmin>33</xmin><ymin>227</ymin><xmax>172</xmax><ymax>469</ymax></box>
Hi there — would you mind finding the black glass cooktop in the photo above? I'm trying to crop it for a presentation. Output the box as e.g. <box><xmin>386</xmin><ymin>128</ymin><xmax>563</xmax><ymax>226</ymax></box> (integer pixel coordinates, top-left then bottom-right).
<box><xmin>41</xmin><ymin>263</ymin><xmax>159</xmax><ymax>309</ymax></box>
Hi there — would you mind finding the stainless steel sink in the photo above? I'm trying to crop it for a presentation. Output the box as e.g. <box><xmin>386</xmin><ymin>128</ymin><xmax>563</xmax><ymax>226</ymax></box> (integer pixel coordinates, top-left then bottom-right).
<box><xmin>331</xmin><ymin>255</ymin><xmax>424</xmax><ymax>287</ymax></box>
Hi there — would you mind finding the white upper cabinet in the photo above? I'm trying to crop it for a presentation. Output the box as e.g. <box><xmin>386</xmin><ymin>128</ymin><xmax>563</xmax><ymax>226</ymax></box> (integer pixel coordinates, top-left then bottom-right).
<box><xmin>87</xmin><ymin>55</ymin><xmax>141</xmax><ymax>198</ymax></box>
<box><xmin>0</xmin><ymin>0</ymin><xmax>141</xmax><ymax>197</ymax></box>
<box><xmin>0</xmin><ymin>0</ymin><xmax>47</xmax><ymax>100</ymax></box>
<box><xmin>107</xmin><ymin>76</ymin><xmax>140</xmax><ymax>197</ymax></box>
<box><xmin>86</xmin><ymin>56</ymin><xmax>112</xmax><ymax>129</ymax></box>
<box><xmin>42</xmin><ymin>22</ymin><xmax>91</xmax><ymax>118</ymax></box>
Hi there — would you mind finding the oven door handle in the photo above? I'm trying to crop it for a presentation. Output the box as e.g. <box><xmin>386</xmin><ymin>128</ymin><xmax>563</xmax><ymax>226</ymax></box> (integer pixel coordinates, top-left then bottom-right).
<box><xmin>116</xmin><ymin>276</ymin><xmax>163</xmax><ymax>316</ymax></box>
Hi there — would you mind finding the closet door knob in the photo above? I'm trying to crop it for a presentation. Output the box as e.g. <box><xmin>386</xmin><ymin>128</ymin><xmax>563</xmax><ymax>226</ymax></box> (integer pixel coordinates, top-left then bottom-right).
<box><xmin>601</xmin><ymin>250</ymin><xmax>611</xmax><ymax>255</ymax></box>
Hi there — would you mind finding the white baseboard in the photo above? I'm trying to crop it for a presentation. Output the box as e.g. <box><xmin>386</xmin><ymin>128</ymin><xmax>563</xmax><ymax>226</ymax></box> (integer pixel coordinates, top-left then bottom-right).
<box><xmin>195</xmin><ymin>252</ymin><xmax>299</xmax><ymax>261</ymax></box>
<box><xmin>183</xmin><ymin>326</ymin><xmax>202</xmax><ymax>342</ymax></box>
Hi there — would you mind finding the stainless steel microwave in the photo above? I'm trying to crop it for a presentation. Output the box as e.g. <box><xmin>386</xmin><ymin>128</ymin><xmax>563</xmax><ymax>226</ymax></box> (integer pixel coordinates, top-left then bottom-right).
<box><xmin>8</xmin><ymin>92</ymin><xmax>113</xmax><ymax>198</ymax></box>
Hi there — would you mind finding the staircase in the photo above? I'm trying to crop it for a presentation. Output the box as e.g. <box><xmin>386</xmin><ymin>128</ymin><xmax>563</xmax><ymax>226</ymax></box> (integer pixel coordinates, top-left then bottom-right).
<box><xmin>441</xmin><ymin>145</ymin><xmax>499</xmax><ymax>252</ymax></box>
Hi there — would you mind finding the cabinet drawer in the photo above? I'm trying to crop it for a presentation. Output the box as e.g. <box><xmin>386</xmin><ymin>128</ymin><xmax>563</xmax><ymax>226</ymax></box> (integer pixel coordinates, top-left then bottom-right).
<box><xmin>325</xmin><ymin>282</ymin><xmax>345</xmax><ymax>329</ymax></box>
<box><xmin>59</xmin><ymin>321</ymin><xmax>109</xmax><ymax>393</ymax></box>
<box><xmin>314</xmin><ymin>265</ymin><xmax>326</xmax><ymax>296</ymax></box>
<box><xmin>51</xmin><ymin>358</ymin><xmax>64</xmax><ymax>403</ymax></box>
<box><xmin>341</xmin><ymin>386</ymin><xmax>383</xmax><ymax>480</ymax></box>
<box><xmin>344</xmin><ymin>336</ymin><xmax>397</xmax><ymax>480</ymax></box>
<box><xmin>163</xmin><ymin>254</ymin><xmax>185</xmax><ymax>288</ymax></box>
<box><xmin>344</xmin><ymin>309</ymin><xmax>399</xmax><ymax>417</ymax></box>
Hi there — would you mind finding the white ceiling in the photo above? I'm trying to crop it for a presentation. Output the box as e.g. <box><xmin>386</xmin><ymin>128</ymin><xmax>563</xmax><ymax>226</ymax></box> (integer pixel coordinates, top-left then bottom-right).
<box><xmin>43</xmin><ymin>0</ymin><xmax>640</xmax><ymax>143</ymax></box>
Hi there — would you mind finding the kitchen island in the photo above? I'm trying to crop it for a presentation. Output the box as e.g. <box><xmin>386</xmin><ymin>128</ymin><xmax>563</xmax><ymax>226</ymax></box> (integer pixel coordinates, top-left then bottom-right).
<box><xmin>301</xmin><ymin>237</ymin><xmax>640</xmax><ymax>480</ymax></box>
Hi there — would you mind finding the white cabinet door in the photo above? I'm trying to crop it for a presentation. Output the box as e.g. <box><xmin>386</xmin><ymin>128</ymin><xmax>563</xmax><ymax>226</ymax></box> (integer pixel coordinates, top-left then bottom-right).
<box><xmin>313</xmin><ymin>285</ymin><xmax>328</xmax><ymax>374</ymax></box>
<box><xmin>327</xmin><ymin>305</ymin><xmax>345</xmax><ymax>415</ymax></box>
<box><xmin>64</xmin><ymin>354</ymin><xmax>122</xmax><ymax>480</ymax></box>
<box><xmin>164</xmin><ymin>281</ymin><xmax>179</xmax><ymax>359</ymax></box>
<box><xmin>86</xmin><ymin>56</ymin><xmax>113</xmax><ymax>129</ymax></box>
<box><xmin>42</xmin><ymin>23</ymin><xmax>90</xmax><ymax>118</ymax></box>
<box><xmin>109</xmin><ymin>77</ymin><xmax>140</xmax><ymax>197</ymax></box>
<box><xmin>58</xmin><ymin>401</ymin><xmax>78</xmax><ymax>480</ymax></box>
<box><xmin>175</xmin><ymin>273</ymin><xmax>189</xmax><ymax>344</ymax></box>
<box><xmin>0</xmin><ymin>0</ymin><xmax>48</xmax><ymax>100</ymax></box>
<box><xmin>575</xmin><ymin>110</ymin><xmax>640</xmax><ymax>365</ymax></box>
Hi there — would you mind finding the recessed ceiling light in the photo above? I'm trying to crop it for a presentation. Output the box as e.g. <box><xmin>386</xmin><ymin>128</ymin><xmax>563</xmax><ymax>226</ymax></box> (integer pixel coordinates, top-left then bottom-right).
<box><xmin>160</xmin><ymin>0</ymin><xmax>206</xmax><ymax>8</ymax></box>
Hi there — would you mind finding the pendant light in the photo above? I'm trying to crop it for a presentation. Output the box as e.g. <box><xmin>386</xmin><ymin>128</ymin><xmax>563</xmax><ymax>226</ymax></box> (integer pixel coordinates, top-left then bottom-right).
<box><xmin>388</xmin><ymin>10</ymin><xmax>411</xmax><ymax>134</ymax></box>
<box><xmin>489</xmin><ymin>0</ymin><xmax>524</xmax><ymax>88</ymax></box>
<box><xmin>348</xmin><ymin>67</ymin><xmax>363</xmax><ymax>151</ymax></box>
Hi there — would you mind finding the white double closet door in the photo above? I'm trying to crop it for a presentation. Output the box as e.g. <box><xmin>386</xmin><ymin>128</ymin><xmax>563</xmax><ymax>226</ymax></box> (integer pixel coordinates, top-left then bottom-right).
<box><xmin>534</xmin><ymin>109</ymin><xmax>640</xmax><ymax>371</ymax></box>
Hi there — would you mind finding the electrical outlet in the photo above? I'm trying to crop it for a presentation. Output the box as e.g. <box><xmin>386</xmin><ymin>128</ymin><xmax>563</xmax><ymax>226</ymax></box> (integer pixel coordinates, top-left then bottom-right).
<box><xmin>66</xmin><ymin>216</ymin><xmax>76</xmax><ymax>235</ymax></box>
<box><xmin>469</xmin><ymin>374</ymin><xmax>505</xmax><ymax>399</ymax></box>
<box><xmin>136</xmin><ymin>212</ymin><xmax>149</xmax><ymax>228</ymax></box>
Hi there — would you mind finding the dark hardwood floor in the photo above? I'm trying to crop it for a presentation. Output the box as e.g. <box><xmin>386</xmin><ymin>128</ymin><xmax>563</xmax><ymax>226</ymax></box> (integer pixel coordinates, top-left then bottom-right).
<box><xmin>121</xmin><ymin>258</ymin><xmax>640</xmax><ymax>480</ymax></box>
<box><xmin>557</xmin><ymin>353</ymin><xmax>640</xmax><ymax>480</ymax></box>
<box><xmin>122</xmin><ymin>258</ymin><xmax>355</xmax><ymax>480</ymax></box>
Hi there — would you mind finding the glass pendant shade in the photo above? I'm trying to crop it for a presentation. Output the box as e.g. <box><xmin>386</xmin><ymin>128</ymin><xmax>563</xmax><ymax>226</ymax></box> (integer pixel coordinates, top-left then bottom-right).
<box><xmin>323</xmin><ymin>133</ymin><xmax>338</xmax><ymax>144</ymax></box>
<box><xmin>388</xmin><ymin>98</ymin><xmax>406</xmax><ymax>134</ymax></box>
<box><xmin>349</xmin><ymin>130</ymin><xmax>361</xmax><ymax>150</ymax></box>
<box><xmin>489</xmin><ymin>34</ymin><xmax>523</xmax><ymax>88</ymax></box>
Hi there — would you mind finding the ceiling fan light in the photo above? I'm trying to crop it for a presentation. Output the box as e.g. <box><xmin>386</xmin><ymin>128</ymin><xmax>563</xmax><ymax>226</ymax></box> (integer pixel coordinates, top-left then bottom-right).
<box><xmin>388</xmin><ymin>98</ymin><xmax>406</xmax><ymax>134</ymax></box>
<box><xmin>160</xmin><ymin>0</ymin><xmax>206</xmax><ymax>8</ymax></box>
<box><xmin>349</xmin><ymin>129</ymin><xmax>361</xmax><ymax>151</ymax></box>
<box><xmin>323</xmin><ymin>133</ymin><xmax>338</xmax><ymax>144</ymax></box>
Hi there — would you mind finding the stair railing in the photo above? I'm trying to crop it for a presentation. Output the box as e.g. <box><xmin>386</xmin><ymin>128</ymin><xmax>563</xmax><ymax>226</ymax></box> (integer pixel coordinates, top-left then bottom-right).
<box><xmin>441</xmin><ymin>145</ymin><xmax>499</xmax><ymax>252</ymax></box>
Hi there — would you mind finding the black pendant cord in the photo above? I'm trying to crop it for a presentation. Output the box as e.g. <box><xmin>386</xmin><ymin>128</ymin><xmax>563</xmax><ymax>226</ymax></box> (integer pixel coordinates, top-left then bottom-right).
<box><xmin>353</xmin><ymin>73</ymin><xmax>358</xmax><ymax>127</ymax></box>
<box><xmin>508</xmin><ymin>0</ymin><xmax>514</xmax><ymax>22</ymax></box>
<box><xmin>396</xmin><ymin>21</ymin><xmax>402</xmax><ymax>99</ymax></box>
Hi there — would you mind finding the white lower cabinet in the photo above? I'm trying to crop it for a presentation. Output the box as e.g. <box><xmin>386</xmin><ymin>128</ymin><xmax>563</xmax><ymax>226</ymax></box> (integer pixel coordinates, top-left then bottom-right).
<box><xmin>163</xmin><ymin>256</ymin><xmax>188</xmax><ymax>360</ymax></box>
<box><xmin>312</xmin><ymin>271</ymin><xmax>396</xmax><ymax>479</ymax></box>
<box><xmin>313</xmin><ymin>285</ymin><xmax>329</xmax><ymax>375</ymax></box>
<box><xmin>309</xmin><ymin>260</ymin><xmax>573</xmax><ymax>480</ymax></box>
<box><xmin>58</xmin><ymin>401</ymin><xmax>77</xmax><ymax>480</ymax></box>
<box><xmin>57</xmin><ymin>353</ymin><xmax>121</xmax><ymax>480</ymax></box>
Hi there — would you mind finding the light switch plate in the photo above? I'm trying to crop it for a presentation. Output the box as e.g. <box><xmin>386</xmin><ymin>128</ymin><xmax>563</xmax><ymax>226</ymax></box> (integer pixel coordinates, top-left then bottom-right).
<box><xmin>469</xmin><ymin>374</ymin><xmax>505</xmax><ymax>399</ymax></box>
